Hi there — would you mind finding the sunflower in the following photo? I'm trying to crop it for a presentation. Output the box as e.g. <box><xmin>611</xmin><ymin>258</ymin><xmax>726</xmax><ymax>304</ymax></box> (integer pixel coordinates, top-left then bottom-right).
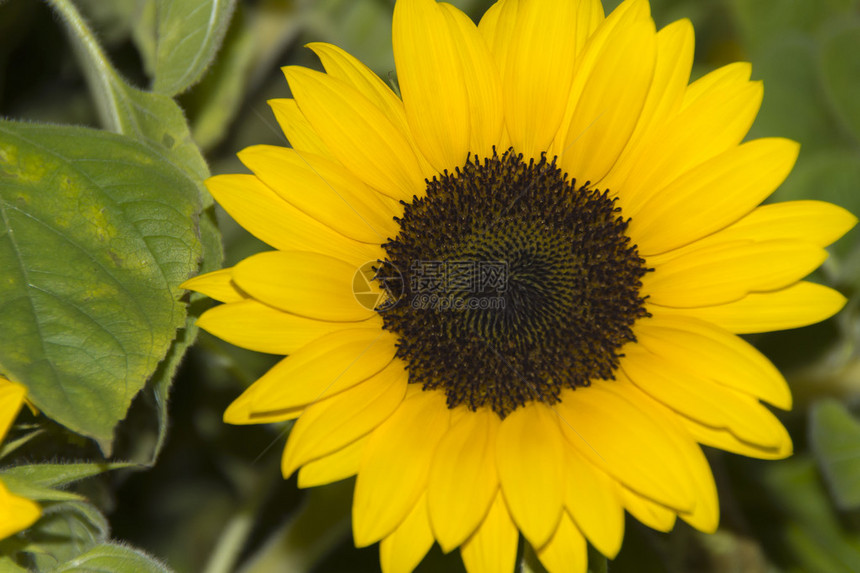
<box><xmin>0</xmin><ymin>377</ymin><xmax>41</xmax><ymax>540</ymax></box>
<box><xmin>183</xmin><ymin>0</ymin><xmax>856</xmax><ymax>570</ymax></box>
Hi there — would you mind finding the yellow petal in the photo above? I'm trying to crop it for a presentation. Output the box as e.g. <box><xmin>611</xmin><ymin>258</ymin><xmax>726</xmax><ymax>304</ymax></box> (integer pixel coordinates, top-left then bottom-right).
<box><xmin>535</xmin><ymin>512</ymin><xmax>587</xmax><ymax>573</ymax></box>
<box><xmin>460</xmin><ymin>492</ymin><xmax>518</xmax><ymax>573</ymax></box>
<box><xmin>223</xmin><ymin>373</ymin><xmax>305</xmax><ymax>425</ymax></box>
<box><xmin>428</xmin><ymin>408</ymin><xmax>500</xmax><ymax>552</ymax></box>
<box><xmin>629</xmin><ymin>138</ymin><xmax>800</xmax><ymax>255</ymax></box>
<box><xmin>268</xmin><ymin>98</ymin><xmax>330</xmax><ymax>157</ymax></box>
<box><xmin>500</xmin><ymin>0</ymin><xmax>604</xmax><ymax>158</ymax></box>
<box><xmin>231</xmin><ymin>251</ymin><xmax>377</xmax><ymax>322</ymax></box>
<box><xmin>244</xmin><ymin>328</ymin><xmax>396</xmax><ymax>413</ymax></box>
<box><xmin>223</xmin><ymin>394</ymin><xmax>302</xmax><ymax>425</ymax></box>
<box><xmin>682</xmin><ymin>416</ymin><xmax>792</xmax><ymax>460</ymax></box>
<box><xmin>653</xmin><ymin>200</ymin><xmax>858</xmax><ymax>260</ymax></box>
<box><xmin>353</xmin><ymin>388</ymin><xmax>450</xmax><ymax>546</ymax></box>
<box><xmin>0</xmin><ymin>378</ymin><xmax>27</xmax><ymax>440</ymax></box>
<box><xmin>393</xmin><ymin>0</ymin><xmax>502</xmax><ymax>172</ymax></box>
<box><xmin>309</xmin><ymin>42</ymin><xmax>407</xmax><ymax>130</ymax></box>
<box><xmin>285</xmin><ymin>66</ymin><xmax>425</xmax><ymax>202</ymax></box>
<box><xmin>281</xmin><ymin>361</ymin><xmax>407</xmax><ymax>477</ymax></box>
<box><xmin>496</xmin><ymin>403</ymin><xmax>564</xmax><ymax>549</ymax></box>
<box><xmin>573</xmin><ymin>0</ymin><xmax>606</xmax><ymax>54</ymax></box>
<box><xmin>181</xmin><ymin>267</ymin><xmax>244</xmax><ymax>303</ymax></box>
<box><xmin>380</xmin><ymin>492</ymin><xmax>435</xmax><ymax>573</ymax></box>
<box><xmin>616</xmin><ymin>63</ymin><xmax>762</xmax><ymax>216</ymax></box>
<box><xmin>599</xmin><ymin>18</ymin><xmax>693</xmax><ymax>191</ymax></box>
<box><xmin>477</xmin><ymin>0</ymin><xmax>514</xmax><ymax>75</ymax></box>
<box><xmin>682</xmin><ymin>60</ymin><xmax>752</xmax><ymax>107</ymax></box>
<box><xmin>618</xmin><ymin>486</ymin><xmax>676</xmax><ymax>532</ymax></box>
<box><xmin>551</xmin><ymin>0</ymin><xmax>649</xmax><ymax>158</ymax></box>
<box><xmin>564</xmin><ymin>445</ymin><xmax>625</xmax><ymax>559</ymax></box>
<box><xmin>729</xmin><ymin>200</ymin><xmax>857</xmax><ymax>247</ymax></box>
<box><xmin>297</xmin><ymin>436</ymin><xmax>367</xmax><ymax>488</ymax></box>
<box><xmin>393</xmin><ymin>0</ymin><xmax>465</xmax><ymax>171</ymax></box>
<box><xmin>604</xmin><ymin>0</ymin><xmax>651</xmax><ymax>23</ymax></box>
<box><xmin>198</xmin><ymin>300</ymin><xmax>381</xmax><ymax>356</ymax></box>
<box><xmin>207</xmin><ymin>173</ymin><xmax>382</xmax><ymax>264</ymax></box>
<box><xmin>630</xmin><ymin>17</ymin><xmax>694</xmax><ymax>137</ymax></box>
<box><xmin>555</xmin><ymin>379</ymin><xmax>695</xmax><ymax>513</ymax></box>
<box><xmin>611</xmin><ymin>376</ymin><xmax>719</xmax><ymax>532</ymax></box>
<box><xmin>477</xmin><ymin>0</ymin><xmax>605</xmax><ymax>154</ymax></box>
<box><xmin>623</xmin><ymin>345</ymin><xmax>788</xmax><ymax>449</ymax></box>
<box><xmin>439</xmin><ymin>3</ymin><xmax>504</xmax><ymax>160</ymax></box>
<box><xmin>642</xmin><ymin>239</ymin><xmax>826</xmax><ymax>308</ymax></box>
<box><xmin>0</xmin><ymin>480</ymin><xmax>41</xmax><ymax>540</ymax></box>
<box><xmin>238</xmin><ymin>146</ymin><xmax>399</xmax><ymax>244</ymax></box>
<box><xmin>644</xmin><ymin>401</ymin><xmax>719</xmax><ymax>534</ymax></box>
<box><xmin>308</xmin><ymin>42</ymin><xmax>435</xmax><ymax>177</ymax></box>
<box><xmin>560</xmin><ymin>19</ymin><xmax>657</xmax><ymax>184</ymax></box>
<box><xmin>653</xmin><ymin>281</ymin><xmax>848</xmax><ymax>334</ymax></box>
<box><xmin>632</xmin><ymin>314</ymin><xmax>791</xmax><ymax>409</ymax></box>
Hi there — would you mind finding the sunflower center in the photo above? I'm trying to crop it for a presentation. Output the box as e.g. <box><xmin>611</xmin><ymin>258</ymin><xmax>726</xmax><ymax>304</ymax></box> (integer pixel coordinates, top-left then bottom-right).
<box><xmin>375</xmin><ymin>149</ymin><xmax>650</xmax><ymax>418</ymax></box>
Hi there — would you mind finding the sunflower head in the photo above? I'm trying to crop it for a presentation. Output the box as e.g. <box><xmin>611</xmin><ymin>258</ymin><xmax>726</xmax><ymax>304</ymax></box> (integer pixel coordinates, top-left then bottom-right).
<box><xmin>378</xmin><ymin>148</ymin><xmax>651</xmax><ymax>417</ymax></box>
<box><xmin>183</xmin><ymin>0</ymin><xmax>857</xmax><ymax>571</ymax></box>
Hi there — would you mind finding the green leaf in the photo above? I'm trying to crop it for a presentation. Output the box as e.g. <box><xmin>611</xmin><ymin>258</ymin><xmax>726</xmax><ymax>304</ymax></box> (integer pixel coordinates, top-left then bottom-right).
<box><xmin>106</xmin><ymin>75</ymin><xmax>210</xmax><ymax>184</ymax></box>
<box><xmin>1</xmin><ymin>462</ymin><xmax>133</xmax><ymax>490</ymax></box>
<box><xmin>187</xmin><ymin>3</ymin><xmax>260</xmax><ymax>152</ymax></box>
<box><xmin>810</xmin><ymin>399</ymin><xmax>860</xmax><ymax>510</ymax></box>
<box><xmin>72</xmin><ymin>0</ymin><xmax>141</xmax><ymax>47</ymax></box>
<box><xmin>23</xmin><ymin>500</ymin><xmax>110</xmax><ymax>569</ymax></box>
<box><xmin>148</xmin><ymin>206</ymin><xmax>223</xmax><ymax>463</ymax></box>
<box><xmin>307</xmin><ymin>0</ymin><xmax>394</xmax><ymax>74</ymax></box>
<box><xmin>729</xmin><ymin>0</ymin><xmax>853</xmax><ymax>51</ymax></box>
<box><xmin>46</xmin><ymin>0</ymin><xmax>209</xmax><ymax>183</ymax></box>
<box><xmin>773</xmin><ymin>150</ymin><xmax>860</xmax><ymax>213</ymax></box>
<box><xmin>132</xmin><ymin>0</ymin><xmax>159</xmax><ymax>78</ymax></box>
<box><xmin>746</xmin><ymin>36</ymin><xmax>848</xmax><ymax>153</ymax></box>
<box><xmin>153</xmin><ymin>0</ymin><xmax>237</xmax><ymax>96</ymax></box>
<box><xmin>0</xmin><ymin>427</ymin><xmax>44</xmax><ymax>459</ymax></box>
<box><xmin>763</xmin><ymin>458</ymin><xmax>860</xmax><ymax>572</ymax></box>
<box><xmin>0</xmin><ymin>460</ymin><xmax>132</xmax><ymax>504</ymax></box>
<box><xmin>821</xmin><ymin>21</ymin><xmax>860</xmax><ymax>143</ymax></box>
<box><xmin>53</xmin><ymin>542</ymin><xmax>173</xmax><ymax>573</ymax></box>
<box><xmin>0</xmin><ymin>474</ymin><xmax>83</xmax><ymax>503</ymax></box>
<box><xmin>0</xmin><ymin>121</ymin><xmax>202</xmax><ymax>452</ymax></box>
<box><xmin>0</xmin><ymin>556</ymin><xmax>30</xmax><ymax>573</ymax></box>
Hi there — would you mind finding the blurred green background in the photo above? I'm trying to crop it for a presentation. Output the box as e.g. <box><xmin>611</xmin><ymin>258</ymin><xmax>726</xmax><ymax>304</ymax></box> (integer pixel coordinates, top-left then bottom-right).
<box><xmin>1</xmin><ymin>0</ymin><xmax>859</xmax><ymax>571</ymax></box>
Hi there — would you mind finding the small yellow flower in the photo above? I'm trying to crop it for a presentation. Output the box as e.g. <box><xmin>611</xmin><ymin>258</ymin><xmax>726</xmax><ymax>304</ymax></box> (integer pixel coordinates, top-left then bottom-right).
<box><xmin>0</xmin><ymin>377</ymin><xmax>41</xmax><ymax>541</ymax></box>
<box><xmin>184</xmin><ymin>0</ymin><xmax>856</xmax><ymax>571</ymax></box>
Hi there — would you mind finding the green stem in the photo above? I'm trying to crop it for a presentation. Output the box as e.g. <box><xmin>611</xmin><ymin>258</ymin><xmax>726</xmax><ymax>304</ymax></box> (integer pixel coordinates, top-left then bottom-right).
<box><xmin>202</xmin><ymin>507</ymin><xmax>257</xmax><ymax>573</ymax></box>
<box><xmin>237</xmin><ymin>482</ymin><xmax>353</xmax><ymax>573</ymax></box>
<box><xmin>202</xmin><ymin>461</ymin><xmax>281</xmax><ymax>573</ymax></box>
<box><xmin>43</xmin><ymin>0</ymin><xmax>123</xmax><ymax>132</ymax></box>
